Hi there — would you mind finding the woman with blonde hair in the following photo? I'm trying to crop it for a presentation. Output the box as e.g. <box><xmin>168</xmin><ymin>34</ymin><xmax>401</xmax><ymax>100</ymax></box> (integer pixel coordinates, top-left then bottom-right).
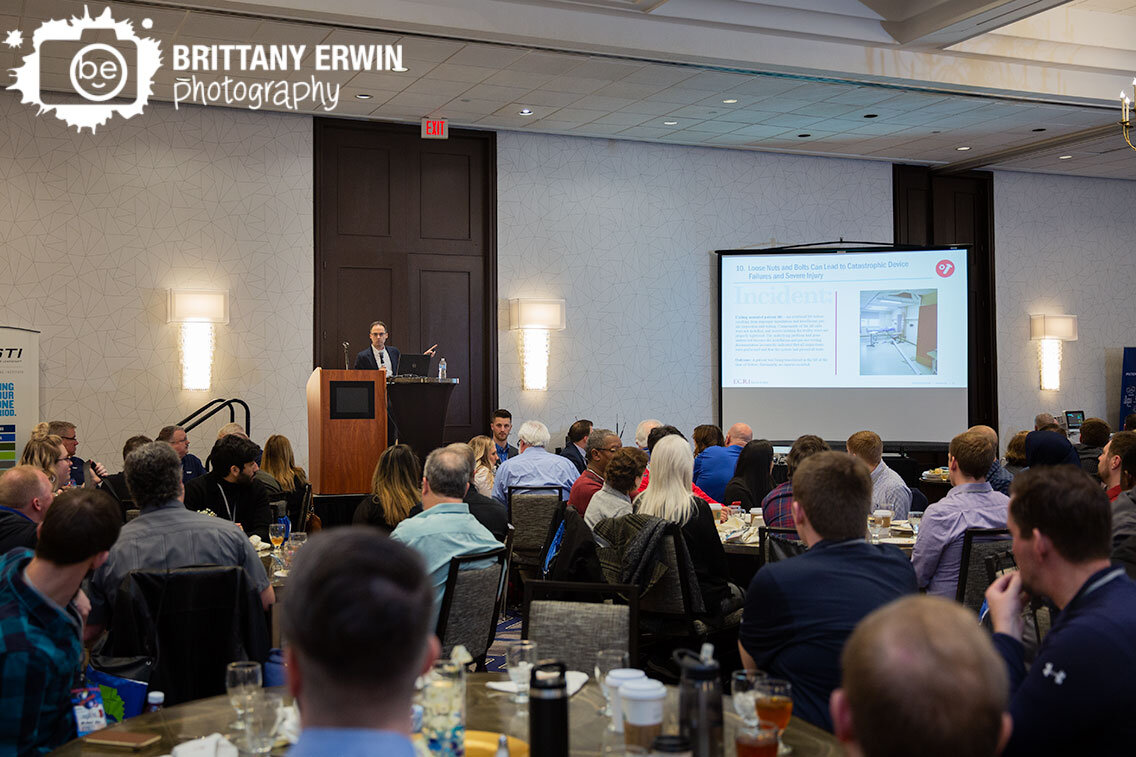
<box><xmin>352</xmin><ymin>444</ymin><xmax>422</xmax><ymax>533</ymax></box>
<box><xmin>469</xmin><ymin>435</ymin><xmax>497</xmax><ymax>496</ymax></box>
<box><xmin>20</xmin><ymin>422</ymin><xmax>72</xmax><ymax>490</ymax></box>
<box><xmin>635</xmin><ymin>433</ymin><xmax>739</xmax><ymax>616</ymax></box>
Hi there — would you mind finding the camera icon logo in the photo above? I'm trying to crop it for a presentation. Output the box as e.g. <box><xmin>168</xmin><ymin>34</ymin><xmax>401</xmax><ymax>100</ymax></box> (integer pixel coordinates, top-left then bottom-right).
<box><xmin>8</xmin><ymin>6</ymin><xmax>162</xmax><ymax>132</ymax></box>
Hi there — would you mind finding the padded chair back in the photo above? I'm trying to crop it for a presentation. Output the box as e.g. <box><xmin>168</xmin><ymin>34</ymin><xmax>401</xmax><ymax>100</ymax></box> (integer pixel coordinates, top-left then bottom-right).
<box><xmin>508</xmin><ymin>488</ymin><xmax>565</xmax><ymax>570</ymax></box>
<box><xmin>637</xmin><ymin>525</ymin><xmax>693</xmax><ymax>618</ymax></box>
<box><xmin>522</xmin><ymin>580</ymin><xmax>638</xmax><ymax>672</ymax></box>
<box><xmin>109</xmin><ymin>565</ymin><xmax>269</xmax><ymax>705</ymax></box>
<box><xmin>436</xmin><ymin>547</ymin><xmax>507</xmax><ymax>670</ymax></box>
<box><xmin>957</xmin><ymin>528</ymin><xmax>1012</xmax><ymax>611</ymax></box>
<box><xmin>758</xmin><ymin>526</ymin><xmax>806</xmax><ymax>566</ymax></box>
<box><xmin>909</xmin><ymin>487</ymin><xmax>929</xmax><ymax>513</ymax></box>
<box><xmin>882</xmin><ymin>454</ymin><xmax>922</xmax><ymax>487</ymax></box>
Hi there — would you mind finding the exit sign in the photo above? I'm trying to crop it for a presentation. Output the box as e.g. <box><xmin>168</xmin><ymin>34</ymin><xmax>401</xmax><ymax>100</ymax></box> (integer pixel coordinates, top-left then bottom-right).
<box><xmin>421</xmin><ymin>118</ymin><xmax>448</xmax><ymax>139</ymax></box>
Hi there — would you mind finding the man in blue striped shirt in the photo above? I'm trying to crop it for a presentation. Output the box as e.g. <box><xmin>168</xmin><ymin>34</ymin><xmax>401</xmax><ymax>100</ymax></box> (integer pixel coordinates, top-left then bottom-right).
<box><xmin>0</xmin><ymin>489</ymin><xmax>121</xmax><ymax>754</ymax></box>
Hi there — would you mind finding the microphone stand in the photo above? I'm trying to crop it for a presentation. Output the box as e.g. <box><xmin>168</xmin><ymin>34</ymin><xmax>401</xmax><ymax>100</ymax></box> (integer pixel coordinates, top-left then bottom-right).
<box><xmin>342</xmin><ymin>342</ymin><xmax>350</xmax><ymax>370</ymax></box>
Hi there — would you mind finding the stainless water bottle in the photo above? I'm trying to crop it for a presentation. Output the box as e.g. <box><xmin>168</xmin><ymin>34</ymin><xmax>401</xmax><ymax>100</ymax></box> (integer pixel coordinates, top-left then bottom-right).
<box><xmin>673</xmin><ymin>648</ymin><xmax>723</xmax><ymax>757</ymax></box>
<box><xmin>529</xmin><ymin>661</ymin><xmax>569</xmax><ymax>757</ymax></box>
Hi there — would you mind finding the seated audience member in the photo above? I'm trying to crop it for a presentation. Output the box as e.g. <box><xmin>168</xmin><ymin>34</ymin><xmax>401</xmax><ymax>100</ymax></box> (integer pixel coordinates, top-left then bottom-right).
<box><xmin>584</xmin><ymin>447</ymin><xmax>648</xmax><ymax>530</ymax></box>
<box><xmin>1034</xmin><ymin>412</ymin><xmax>1057</xmax><ymax>430</ymax></box>
<box><xmin>392</xmin><ymin>447</ymin><xmax>501</xmax><ymax>628</ymax></box>
<box><xmin>559</xmin><ymin>419</ymin><xmax>592</xmax><ymax>474</ymax></box>
<box><xmin>635</xmin><ymin>419</ymin><xmax>662</xmax><ymax>451</ymax></box>
<box><xmin>88</xmin><ymin>442</ymin><xmax>273</xmax><ymax>637</ymax></box>
<box><xmin>723</xmin><ymin>439</ymin><xmax>775</xmax><ymax>511</ymax></box>
<box><xmin>761</xmin><ymin>435</ymin><xmax>829</xmax><ymax>529</ymax></box>
<box><xmin>468</xmin><ymin>435</ymin><xmax>497</xmax><ymax>496</ymax></box>
<box><xmin>739</xmin><ymin>451</ymin><xmax>917</xmax><ymax>731</ymax></box>
<box><xmin>1098</xmin><ymin>430</ymin><xmax>1136</xmax><ymax>502</ymax></box>
<box><xmin>97</xmin><ymin>435</ymin><xmax>151</xmax><ymax>515</ymax></box>
<box><xmin>1075</xmin><ymin>417</ymin><xmax>1111</xmax><ymax>481</ymax></box>
<box><xmin>911</xmin><ymin>430</ymin><xmax>1009</xmax><ymax>597</ymax></box>
<box><xmin>970</xmin><ymin>425</ymin><xmax>1012</xmax><ymax>496</ymax></box>
<box><xmin>408</xmin><ymin>444</ymin><xmax>509</xmax><ymax>542</ymax></box>
<box><xmin>491</xmin><ymin>420</ymin><xmax>580</xmax><ymax>504</ymax></box>
<box><xmin>986</xmin><ymin>466</ymin><xmax>1136</xmax><ymax>756</ymax></box>
<box><xmin>156</xmin><ymin>424</ymin><xmax>206</xmax><ymax>482</ymax></box>
<box><xmin>47</xmin><ymin>420</ymin><xmax>105</xmax><ymax>487</ymax></box>
<box><xmin>282</xmin><ymin>527</ymin><xmax>437</xmax><ymax>756</ymax></box>
<box><xmin>693</xmin><ymin>422</ymin><xmax>752</xmax><ymax>504</ymax></box>
<box><xmin>1023</xmin><ymin>429</ymin><xmax>1080</xmax><ymax>468</ymax></box>
<box><xmin>830</xmin><ymin>596</ymin><xmax>1011</xmax><ymax>757</ymax></box>
<box><xmin>846</xmin><ymin>430</ymin><xmax>911</xmax><ymax>519</ymax></box>
<box><xmin>636</xmin><ymin>435</ymin><xmax>740</xmax><ymax>617</ymax></box>
<box><xmin>1126</xmin><ymin>413</ymin><xmax>1136</xmax><ymax>432</ymax></box>
<box><xmin>0</xmin><ymin>489</ymin><xmax>121</xmax><ymax>753</ymax></box>
<box><xmin>216</xmin><ymin>422</ymin><xmax>247</xmax><ymax>439</ymax></box>
<box><xmin>1109</xmin><ymin>445</ymin><xmax>1136</xmax><ymax>548</ymax></box>
<box><xmin>693</xmin><ymin>424</ymin><xmax>725</xmax><ymax>457</ymax></box>
<box><xmin>1003</xmin><ymin>431</ymin><xmax>1029</xmax><ymax>476</ymax></box>
<box><xmin>567</xmin><ymin>428</ymin><xmax>621</xmax><ymax>516</ymax></box>
<box><xmin>0</xmin><ymin>467</ymin><xmax>54</xmax><ymax>554</ymax></box>
<box><xmin>353</xmin><ymin>445</ymin><xmax>421</xmax><ymax>533</ymax></box>
<box><xmin>490</xmin><ymin>409</ymin><xmax>517</xmax><ymax>466</ymax></box>
<box><xmin>258</xmin><ymin>434</ymin><xmax>309</xmax><ymax>524</ymax></box>
<box><xmin>19</xmin><ymin>424</ymin><xmax>71</xmax><ymax>493</ymax></box>
<box><xmin>183</xmin><ymin>435</ymin><xmax>273</xmax><ymax>541</ymax></box>
<box><xmin>637</xmin><ymin>426</ymin><xmax>721</xmax><ymax>505</ymax></box>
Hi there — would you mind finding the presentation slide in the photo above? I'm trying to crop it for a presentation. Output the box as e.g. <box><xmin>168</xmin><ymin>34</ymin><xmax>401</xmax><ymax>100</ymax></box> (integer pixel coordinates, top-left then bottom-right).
<box><xmin>720</xmin><ymin>248</ymin><xmax>969</xmax><ymax>443</ymax></box>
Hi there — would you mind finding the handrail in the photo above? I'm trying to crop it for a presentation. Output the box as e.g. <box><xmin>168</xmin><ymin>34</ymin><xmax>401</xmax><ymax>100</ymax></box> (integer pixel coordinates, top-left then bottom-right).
<box><xmin>176</xmin><ymin>398</ymin><xmax>251</xmax><ymax>437</ymax></box>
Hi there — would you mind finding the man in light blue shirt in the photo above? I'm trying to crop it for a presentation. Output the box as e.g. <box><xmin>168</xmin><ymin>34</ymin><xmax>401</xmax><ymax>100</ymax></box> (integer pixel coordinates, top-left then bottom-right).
<box><xmin>491</xmin><ymin>420</ymin><xmax>580</xmax><ymax>504</ymax></box>
<box><xmin>847</xmin><ymin>430</ymin><xmax>912</xmax><ymax>520</ymax></box>
<box><xmin>394</xmin><ymin>447</ymin><xmax>502</xmax><ymax>628</ymax></box>
<box><xmin>283</xmin><ymin>528</ymin><xmax>437</xmax><ymax>757</ymax></box>
<box><xmin>911</xmin><ymin>430</ymin><xmax>1009</xmax><ymax>597</ymax></box>
<box><xmin>693</xmin><ymin>422</ymin><xmax>751</xmax><ymax>504</ymax></box>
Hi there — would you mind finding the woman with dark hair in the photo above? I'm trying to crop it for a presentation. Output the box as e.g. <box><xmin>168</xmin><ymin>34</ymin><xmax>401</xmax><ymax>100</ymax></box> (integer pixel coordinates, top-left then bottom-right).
<box><xmin>352</xmin><ymin>444</ymin><xmax>422</xmax><ymax>533</ymax></box>
<box><xmin>723</xmin><ymin>439</ymin><xmax>775</xmax><ymax>511</ymax></box>
<box><xmin>693</xmin><ymin>425</ymin><xmax>725</xmax><ymax>457</ymax></box>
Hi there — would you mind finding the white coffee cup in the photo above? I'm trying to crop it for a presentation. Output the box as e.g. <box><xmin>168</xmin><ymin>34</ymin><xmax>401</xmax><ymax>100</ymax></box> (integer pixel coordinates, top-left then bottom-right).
<box><xmin>620</xmin><ymin>678</ymin><xmax>667</xmax><ymax>753</ymax></box>
<box><xmin>604</xmin><ymin>668</ymin><xmax>646</xmax><ymax>733</ymax></box>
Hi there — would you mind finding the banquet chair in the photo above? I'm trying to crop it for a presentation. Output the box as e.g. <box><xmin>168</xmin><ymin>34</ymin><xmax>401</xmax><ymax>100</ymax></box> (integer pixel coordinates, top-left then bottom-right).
<box><xmin>108</xmin><ymin>565</ymin><xmax>270</xmax><ymax>705</ymax></box>
<box><xmin>522</xmin><ymin>580</ymin><xmax>638</xmax><ymax>672</ymax></box>
<box><xmin>956</xmin><ymin>528</ymin><xmax>1012</xmax><ymax>612</ymax></box>
<box><xmin>435</xmin><ymin>547</ymin><xmax>507</xmax><ymax>671</ymax></box>
<box><xmin>758</xmin><ymin>526</ymin><xmax>806</xmax><ymax>567</ymax></box>
<box><xmin>506</xmin><ymin>487</ymin><xmax>565</xmax><ymax>574</ymax></box>
<box><xmin>909</xmin><ymin>487</ymin><xmax>929</xmax><ymax>514</ymax></box>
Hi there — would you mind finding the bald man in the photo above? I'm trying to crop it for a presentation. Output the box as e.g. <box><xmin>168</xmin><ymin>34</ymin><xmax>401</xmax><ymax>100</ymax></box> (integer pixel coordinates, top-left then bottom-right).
<box><xmin>971</xmin><ymin>424</ymin><xmax>1013</xmax><ymax>496</ymax></box>
<box><xmin>830</xmin><ymin>595</ymin><xmax>1011</xmax><ymax>757</ymax></box>
<box><xmin>693</xmin><ymin>422</ymin><xmax>753</xmax><ymax>504</ymax></box>
<box><xmin>0</xmin><ymin>466</ymin><xmax>55</xmax><ymax>553</ymax></box>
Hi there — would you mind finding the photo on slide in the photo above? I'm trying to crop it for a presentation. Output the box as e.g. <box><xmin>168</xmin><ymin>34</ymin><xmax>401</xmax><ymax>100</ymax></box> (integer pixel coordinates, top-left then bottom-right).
<box><xmin>859</xmin><ymin>289</ymin><xmax>938</xmax><ymax>376</ymax></box>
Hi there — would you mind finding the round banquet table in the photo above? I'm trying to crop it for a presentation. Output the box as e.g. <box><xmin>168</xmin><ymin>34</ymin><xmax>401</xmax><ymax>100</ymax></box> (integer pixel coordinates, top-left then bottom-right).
<box><xmin>51</xmin><ymin>673</ymin><xmax>841</xmax><ymax>756</ymax></box>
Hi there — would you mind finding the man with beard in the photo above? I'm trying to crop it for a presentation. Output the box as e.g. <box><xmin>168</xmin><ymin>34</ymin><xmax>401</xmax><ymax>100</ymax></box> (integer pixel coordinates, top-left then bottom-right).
<box><xmin>183</xmin><ymin>435</ymin><xmax>273</xmax><ymax>541</ymax></box>
<box><xmin>986</xmin><ymin>465</ymin><xmax>1136</xmax><ymax>756</ymax></box>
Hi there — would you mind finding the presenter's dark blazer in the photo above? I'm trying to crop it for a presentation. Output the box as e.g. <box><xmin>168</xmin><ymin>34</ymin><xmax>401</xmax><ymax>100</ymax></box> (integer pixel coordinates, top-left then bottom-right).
<box><xmin>353</xmin><ymin>345</ymin><xmax>400</xmax><ymax>374</ymax></box>
<box><xmin>559</xmin><ymin>443</ymin><xmax>587</xmax><ymax>474</ymax></box>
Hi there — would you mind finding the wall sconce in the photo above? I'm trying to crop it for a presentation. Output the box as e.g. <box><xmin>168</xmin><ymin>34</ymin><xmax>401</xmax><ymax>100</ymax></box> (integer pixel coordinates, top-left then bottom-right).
<box><xmin>168</xmin><ymin>289</ymin><xmax>229</xmax><ymax>391</ymax></box>
<box><xmin>1030</xmin><ymin>313</ymin><xmax>1077</xmax><ymax>391</ymax></box>
<box><xmin>509</xmin><ymin>298</ymin><xmax>566</xmax><ymax>391</ymax></box>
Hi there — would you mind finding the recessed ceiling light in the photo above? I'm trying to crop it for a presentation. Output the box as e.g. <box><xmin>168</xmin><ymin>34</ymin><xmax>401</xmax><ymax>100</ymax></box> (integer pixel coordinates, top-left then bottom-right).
<box><xmin>1032</xmin><ymin>128</ymin><xmax>1047</xmax><ymax>132</ymax></box>
<box><xmin>956</xmin><ymin>146</ymin><xmax>971</xmax><ymax>151</ymax></box>
<box><xmin>863</xmin><ymin>113</ymin><xmax>878</xmax><ymax>119</ymax></box>
<box><xmin>797</xmin><ymin>133</ymin><xmax>811</xmax><ymax>138</ymax></box>
<box><xmin>663</xmin><ymin>120</ymin><xmax>678</xmax><ymax>125</ymax></box>
<box><xmin>518</xmin><ymin>108</ymin><xmax>533</xmax><ymax>116</ymax></box>
<box><xmin>722</xmin><ymin>98</ymin><xmax>738</xmax><ymax>104</ymax></box>
<box><xmin>1058</xmin><ymin>154</ymin><xmax>1073</xmax><ymax>160</ymax></box>
<box><xmin>354</xmin><ymin>93</ymin><xmax>373</xmax><ymax>100</ymax></box>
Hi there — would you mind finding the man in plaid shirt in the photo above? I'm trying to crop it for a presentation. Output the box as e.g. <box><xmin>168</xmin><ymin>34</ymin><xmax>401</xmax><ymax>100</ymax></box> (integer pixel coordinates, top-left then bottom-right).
<box><xmin>761</xmin><ymin>435</ymin><xmax>829</xmax><ymax>528</ymax></box>
<box><xmin>0</xmin><ymin>488</ymin><xmax>121</xmax><ymax>753</ymax></box>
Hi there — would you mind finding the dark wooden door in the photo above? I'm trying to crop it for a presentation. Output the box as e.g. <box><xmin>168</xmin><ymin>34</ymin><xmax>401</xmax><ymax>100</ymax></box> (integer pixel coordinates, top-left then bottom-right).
<box><xmin>314</xmin><ymin>119</ymin><xmax>496</xmax><ymax>444</ymax></box>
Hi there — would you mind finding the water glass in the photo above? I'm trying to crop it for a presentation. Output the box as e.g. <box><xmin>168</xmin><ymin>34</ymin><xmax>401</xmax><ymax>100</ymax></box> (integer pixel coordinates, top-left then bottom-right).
<box><xmin>909</xmin><ymin>511</ymin><xmax>924</xmax><ymax>537</ymax></box>
<box><xmin>242</xmin><ymin>693</ymin><xmax>281</xmax><ymax>754</ymax></box>
<box><xmin>226</xmin><ymin>661</ymin><xmax>262</xmax><ymax>730</ymax></box>
<box><xmin>731</xmin><ymin>669</ymin><xmax>768</xmax><ymax>727</ymax></box>
<box><xmin>269</xmin><ymin>523</ymin><xmax>286</xmax><ymax>550</ymax></box>
<box><xmin>288</xmin><ymin>532</ymin><xmax>307</xmax><ymax>549</ymax></box>
<box><xmin>595</xmin><ymin>649</ymin><xmax>629</xmax><ymax>715</ymax></box>
<box><xmin>507</xmin><ymin>641</ymin><xmax>538</xmax><ymax>704</ymax></box>
<box><xmin>422</xmin><ymin>660</ymin><xmax>465</xmax><ymax>756</ymax></box>
<box><xmin>867</xmin><ymin>515</ymin><xmax>881</xmax><ymax>543</ymax></box>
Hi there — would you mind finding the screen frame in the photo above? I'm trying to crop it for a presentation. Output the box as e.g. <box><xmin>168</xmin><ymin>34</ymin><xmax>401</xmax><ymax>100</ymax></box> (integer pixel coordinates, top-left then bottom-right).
<box><xmin>329</xmin><ymin>380</ymin><xmax>376</xmax><ymax>420</ymax></box>
<box><xmin>715</xmin><ymin>243</ymin><xmax>976</xmax><ymax>448</ymax></box>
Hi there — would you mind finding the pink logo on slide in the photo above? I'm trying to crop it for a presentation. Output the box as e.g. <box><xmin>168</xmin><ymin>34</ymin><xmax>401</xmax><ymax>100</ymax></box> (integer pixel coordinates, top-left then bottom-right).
<box><xmin>935</xmin><ymin>260</ymin><xmax>955</xmax><ymax>278</ymax></box>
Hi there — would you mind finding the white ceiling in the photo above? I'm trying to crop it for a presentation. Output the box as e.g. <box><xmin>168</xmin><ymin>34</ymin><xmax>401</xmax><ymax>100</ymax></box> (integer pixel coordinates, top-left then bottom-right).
<box><xmin>3</xmin><ymin>0</ymin><xmax>1135</xmax><ymax>179</ymax></box>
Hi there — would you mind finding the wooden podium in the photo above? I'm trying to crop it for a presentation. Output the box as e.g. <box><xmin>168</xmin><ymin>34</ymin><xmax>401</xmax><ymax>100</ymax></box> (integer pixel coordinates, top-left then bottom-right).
<box><xmin>306</xmin><ymin>368</ymin><xmax>387</xmax><ymax>495</ymax></box>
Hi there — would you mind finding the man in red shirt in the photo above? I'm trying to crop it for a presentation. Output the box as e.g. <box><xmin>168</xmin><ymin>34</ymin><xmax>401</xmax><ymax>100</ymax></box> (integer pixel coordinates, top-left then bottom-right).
<box><xmin>567</xmin><ymin>429</ymin><xmax>620</xmax><ymax>516</ymax></box>
<box><xmin>1099</xmin><ymin>431</ymin><xmax>1136</xmax><ymax>502</ymax></box>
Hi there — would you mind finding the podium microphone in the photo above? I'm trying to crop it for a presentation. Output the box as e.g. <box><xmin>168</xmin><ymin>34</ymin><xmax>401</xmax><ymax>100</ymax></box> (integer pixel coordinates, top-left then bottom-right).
<box><xmin>342</xmin><ymin>341</ymin><xmax>350</xmax><ymax>370</ymax></box>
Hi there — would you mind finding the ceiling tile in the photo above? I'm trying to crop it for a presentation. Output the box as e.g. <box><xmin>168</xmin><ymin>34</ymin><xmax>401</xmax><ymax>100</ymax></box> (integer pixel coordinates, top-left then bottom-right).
<box><xmin>542</xmin><ymin>76</ymin><xmax>610</xmax><ymax>94</ymax></box>
<box><xmin>564</xmin><ymin>59</ymin><xmax>644</xmax><ymax>80</ymax></box>
<box><xmin>445</xmin><ymin>43</ymin><xmax>527</xmax><ymax>68</ymax></box>
<box><xmin>506</xmin><ymin>51</ymin><xmax>588</xmax><ymax>75</ymax></box>
<box><xmin>426</xmin><ymin>64</ymin><xmax>496</xmax><ymax>84</ymax></box>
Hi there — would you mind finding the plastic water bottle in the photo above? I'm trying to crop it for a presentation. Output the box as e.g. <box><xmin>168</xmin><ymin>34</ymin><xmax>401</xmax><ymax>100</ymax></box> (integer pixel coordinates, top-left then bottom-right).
<box><xmin>438</xmin><ymin>358</ymin><xmax>447</xmax><ymax>379</ymax></box>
